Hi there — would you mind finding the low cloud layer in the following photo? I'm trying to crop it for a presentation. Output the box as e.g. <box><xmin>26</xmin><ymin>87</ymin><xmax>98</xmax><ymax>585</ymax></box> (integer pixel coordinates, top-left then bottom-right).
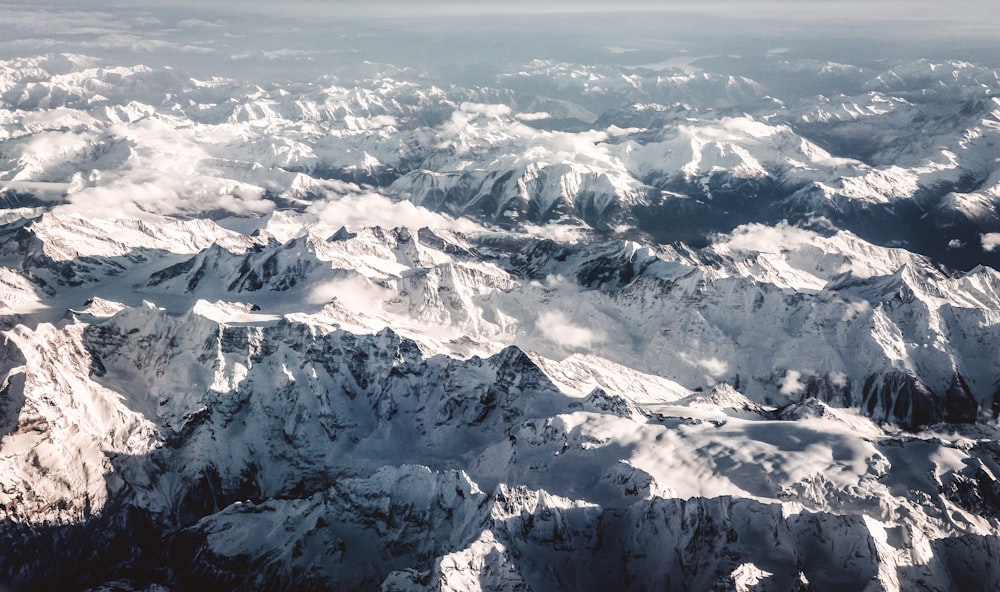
<box><xmin>308</xmin><ymin>190</ymin><xmax>482</xmax><ymax>233</ymax></box>
<box><xmin>8</xmin><ymin>1</ymin><xmax>998</xmax><ymax>87</ymax></box>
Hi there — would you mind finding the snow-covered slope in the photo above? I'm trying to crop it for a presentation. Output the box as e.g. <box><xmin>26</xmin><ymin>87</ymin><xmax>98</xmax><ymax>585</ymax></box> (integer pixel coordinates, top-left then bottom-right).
<box><xmin>2</xmin><ymin>54</ymin><xmax>999</xmax><ymax>269</ymax></box>
<box><xmin>3</xmin><ymin>208</ymin><xmax>1000</xmax><ymax>590</ymax></box>
<box><xmin>2</xmin><ymin>51</ymin><xmax>1000</xmax><ymax>591</ymax></box>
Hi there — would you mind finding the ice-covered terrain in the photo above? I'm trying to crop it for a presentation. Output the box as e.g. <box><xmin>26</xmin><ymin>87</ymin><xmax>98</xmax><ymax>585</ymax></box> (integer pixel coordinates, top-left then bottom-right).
<box><xmin>2</xmin><ymin>4</ymin><xmax>1000</xmax><ymax>590</ymax></box>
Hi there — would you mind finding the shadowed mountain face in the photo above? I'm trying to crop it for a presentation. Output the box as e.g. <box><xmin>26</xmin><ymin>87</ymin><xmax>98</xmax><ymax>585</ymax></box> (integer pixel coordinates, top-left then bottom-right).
<box><xmin>2</xmin><ymin>3</ymin><xmax>1000</xmax><ymax>591</ymax></box>
<box><xmin>2</xmin><ymin>208</ymin><xmax>1000</xmax><ymax>590</ymax></box>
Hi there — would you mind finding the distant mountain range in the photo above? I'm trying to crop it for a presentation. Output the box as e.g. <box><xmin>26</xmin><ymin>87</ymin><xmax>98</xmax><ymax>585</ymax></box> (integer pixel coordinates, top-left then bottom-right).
<box><xmin>2</xmin><ymin>52</ymin><xmax>1000</xmax><ymax>591</ymax></box>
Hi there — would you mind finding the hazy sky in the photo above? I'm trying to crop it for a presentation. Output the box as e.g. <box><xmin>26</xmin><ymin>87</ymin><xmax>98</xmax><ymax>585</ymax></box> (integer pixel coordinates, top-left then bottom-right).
<box><xmin>3</xmin><ymin>1</ymin><xmax>999</xmax><ymax>83</ymax></box>
<box><xmin>22</xmin><ymin>0</ymin><xmax>1000</xmax><ymax>25</ymax></box>
<box><xmin>91</xmin><ymin>0</ymin><xmax>1000</xmax><ymax>27</ymax></box>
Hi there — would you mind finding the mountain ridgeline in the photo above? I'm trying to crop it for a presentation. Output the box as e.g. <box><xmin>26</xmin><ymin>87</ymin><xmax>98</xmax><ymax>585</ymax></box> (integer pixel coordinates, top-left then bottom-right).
<box><xmin>2</xmin><ymin>52</ymin><xmax>1000</xmax><ymax>590</ymax></box>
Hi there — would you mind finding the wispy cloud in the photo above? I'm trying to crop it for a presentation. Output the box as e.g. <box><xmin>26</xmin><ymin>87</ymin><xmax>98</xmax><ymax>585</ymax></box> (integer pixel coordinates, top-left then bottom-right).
<box><xmin>779</xmin><ymin>369</ymin><xmax>806</xmax><ymax>396</ymax></box>
<box><xmin>80</xmin><ymin>33</ymin><xmax>214</xmax><ymax>54</ymax></box>
<box><xmin>307</xmin><ymin>274</ymin><xmax>390</xmax><ymax>312</ymax></box>
<box><xmin>715</xmin><ymin>222</ymin><xmax>819</xmax><ymax>254</ymax></box>
<box><xmin>308</xmin><ymin>188</ymin><xmax>482</xmax><ymax>233</ymax></box>
<box><xmin>536</xmin><ymin>309</ymin><xmax>605</xmax><ymax>351</ymax></box>
<box><xmin>227</xmin><ymin>49</ymin><xmax>325</xmax><ymax>62</ymax></box>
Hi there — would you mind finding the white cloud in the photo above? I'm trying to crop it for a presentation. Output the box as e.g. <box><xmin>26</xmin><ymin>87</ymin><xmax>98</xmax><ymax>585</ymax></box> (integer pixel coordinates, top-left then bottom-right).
<box><xmin>717</xmin><ymin>221</ymin><xmax>818</xmax><ymax>254</ymax></box>
<box><xmin>61</xmin><ymin>178</ymin><xmax>272</xmax><ymax>218</ymax></box>
<box><xmin>779</xmin><ymin>369</ymin><xmax>806</xmax><ymax>396</ymax></box>
<box><xmin>308</xmin><ymin>274</ymin><xmax>390</xmax><ymax>313</ymax></box>
<box><xmin>536</xmin><ymin>309</ymin><xmax>603</xmax><ymax>351</ymax></box>
<box><xmin>308</xmin><ymin>190</ymin><xmax>482</xmax><ymax>233</ymax></box>
<box><xmin>677</xmin><ymin>352</ymin><xmax>729</xmax><ymax>385</ymax></box>
<box><xmin>177</xmin><ymin>18</ymin><xmax>223</xmax><ymax>28</ymax></box>
<box><xmin>982</xmin><ymin>233</ymin><xmax>1000</xmax><ymax>252</ymax></box>
<box><xmin>515</xmin><ymin>111</ymin><xmax>553</xmax><ymax>121</ymax></box>
<box><xmin>46</xmin><ymin>116</ymin><xmax>274</xmax><ymax>217</ymax></box>
<box><xmin>519</xmin><ymin>222</ymin><xmax>591</xmax><ymax>243</ymax></box>
<box><xmin>697</xmin><ymin>357</ymin><xmax>728</xmax><ymax>378</ymax></box>
<box><xmin>227</xmin><ymin>49</ymin><xmax>320</xmax><ymax>62</ymax></box>
<box><xmin>82</xmin><ymin>33</ymin><xmax>214</xmax><ymax>54</ymax></box>
<box><xmin>438</xmin><ymin>102</ymin><xmax>516</xmax><ymax>154</ymax></box>
<box><xmin>361</xmin><ymin>115</ymin><xmax>398</xmax><ymax>129</ymax></box>
<box><xmin>0</xmin><ymin>8</ymin><xmax>122</xmax><ymax>37</ymax></box>
<box><xmin>459</xmin><ymin>102</ymin><xmax>513</xmax><ymax>119</ymax></box>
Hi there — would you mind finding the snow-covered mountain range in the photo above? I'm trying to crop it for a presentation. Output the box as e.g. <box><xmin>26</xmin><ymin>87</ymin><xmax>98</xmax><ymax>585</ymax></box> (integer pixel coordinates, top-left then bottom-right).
<box><xmin>2</xmin><ymin>49</ymin><xmax>1000</xmax><ymax>591</ymax></box>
